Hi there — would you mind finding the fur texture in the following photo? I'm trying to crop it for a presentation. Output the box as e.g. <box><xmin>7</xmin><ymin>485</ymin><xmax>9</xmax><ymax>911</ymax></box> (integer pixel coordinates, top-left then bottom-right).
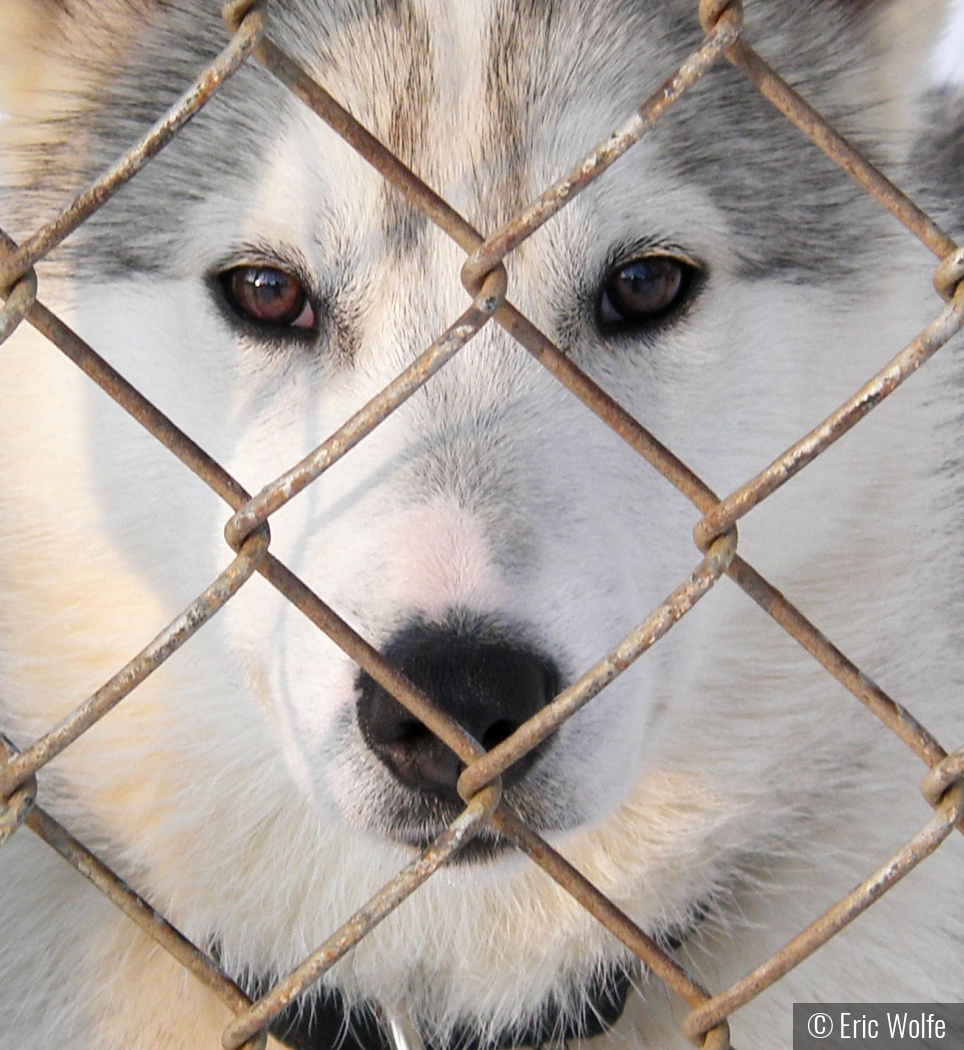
<box><xmin>0</xmin><ymin>1</ymin><xmax>962</xmax><ymax>1047</ymax></box>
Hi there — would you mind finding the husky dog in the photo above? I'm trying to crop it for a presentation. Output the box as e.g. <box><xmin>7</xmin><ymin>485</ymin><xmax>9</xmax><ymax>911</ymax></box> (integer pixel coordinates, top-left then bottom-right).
<box><xmin>0</xmin><ymin>1</ymin><xmax>962</xmax><ymax>1047</ymax></box>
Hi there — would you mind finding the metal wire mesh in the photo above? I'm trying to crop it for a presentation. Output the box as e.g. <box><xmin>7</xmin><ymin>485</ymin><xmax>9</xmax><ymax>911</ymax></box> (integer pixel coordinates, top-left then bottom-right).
<box><xmin>1</xmin><ymin>0</ymin><xmax>963</xmax><ymax>1047</ymax></box>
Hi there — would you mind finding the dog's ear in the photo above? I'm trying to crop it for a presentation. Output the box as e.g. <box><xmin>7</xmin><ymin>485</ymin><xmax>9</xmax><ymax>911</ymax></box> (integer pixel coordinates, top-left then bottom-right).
<box><xmin>840</xmin><ymin>1</ymin><xmax>949</xmax><ymax>87</ymax></box>
<box><xmin>743</xmin><ymin>0</ymin><xmax>951</xmax><ymax>146</ymax></box>
<box><xmin>0</xmin><ymin>0</ymin><xmax>156</xmax><ymax>121</ymax></box>
<box><xmin>0</xmin><ymin>1</ymin><xmax>67</xmax><ymax>113</ymax></box>
<box><xmin>857</xmin><ymin>0</ymin><xmax>949</xmax><ymax>108</ymax></box>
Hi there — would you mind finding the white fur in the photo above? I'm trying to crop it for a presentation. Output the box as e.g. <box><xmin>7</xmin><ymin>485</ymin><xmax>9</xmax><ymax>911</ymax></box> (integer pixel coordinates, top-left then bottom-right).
<box><xmin>1</xmin><ymin>1</ymin><xmax>962</xmax><ymax>1048</ymax></box>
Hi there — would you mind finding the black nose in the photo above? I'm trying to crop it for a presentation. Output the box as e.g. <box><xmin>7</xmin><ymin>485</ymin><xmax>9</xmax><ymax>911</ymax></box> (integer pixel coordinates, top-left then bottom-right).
<box><xmin>356</xmin><ymin>619</ymin><xmax>560</xmax><ymax>803</ymax></box>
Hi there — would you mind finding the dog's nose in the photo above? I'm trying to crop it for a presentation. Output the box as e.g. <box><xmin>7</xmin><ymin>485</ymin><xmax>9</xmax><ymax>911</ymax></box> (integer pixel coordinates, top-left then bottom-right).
<box><xmin>356</xmin><ymin>619</ymin><xmax>560</xmax><ymax>802</ymax></box>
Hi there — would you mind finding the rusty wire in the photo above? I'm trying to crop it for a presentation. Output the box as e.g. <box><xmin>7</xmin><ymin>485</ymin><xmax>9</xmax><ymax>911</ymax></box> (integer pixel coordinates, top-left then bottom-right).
<box><xmin>0</xmin><ymin>736</ymin><xmax>36</xmax><ymax>847</ymax></box>
<box><xmin>0</xmin><ymin>4</ymin><xmax>266</xmax><ymax>293</ymax></box>
<box><xmin>0</xmin><ymin>739</ymin><xmax>267</xmax><ymax>1050</ymax></box>
<box><xmin>221</xmin><ymin>784</ymin><xmax>502</xmax><ymax>1050</ymax></box>
<box><xmin>457</xmin><ymin>530</ymin><xmax>738</xmax><ymax>800</ymax></box>
<box><xmin>693</xmin><ymin>269</ymin><xmax>964</xmax><ymax>553</ymax></box>
<box><xmin>0</xmin><ymin>528</ymin><xmax>270</xmax><ymax>801</ymax></box>
<box><xmin>1</xmin><ymin>1</ymin><xmax>963</xmax><ymax>1048</ymax></box>
<box><xmin>684</xmin><ymin>780</ymin><xmax>964</xmax><ymax>1043</ymax></box>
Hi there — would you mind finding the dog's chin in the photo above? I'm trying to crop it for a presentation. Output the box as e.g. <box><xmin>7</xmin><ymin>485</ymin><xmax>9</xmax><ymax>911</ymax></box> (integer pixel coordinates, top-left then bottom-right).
<box><xmin>372</xmin><ymin>787</ymin><xmax>575</xmax><ymax>866</ymax></box>
<box><xmin>390</xmin><ymin>823</ymin><xmax>515</xmax><ymax>864</ymax></box>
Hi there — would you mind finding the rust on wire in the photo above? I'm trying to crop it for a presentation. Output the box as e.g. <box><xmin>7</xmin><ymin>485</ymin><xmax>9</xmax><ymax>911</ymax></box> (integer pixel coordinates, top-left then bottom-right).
<box><xmin>252</xmin><ymin>36</ymin><xmax>482</xmax><ymax>256</ymax></box>
<box><xmin>491</xmin><ymin>807</ymin><xmax>713</xmax><ymax>1007</ymax></box>
<box><xmin>22</xmin><ymin>802</ymin><xmax>267</xmax><ymax>1050</ymax></box>
<box><xmin>461</xmin><ymin>5</ymin><xmax>742</xmax><ymax>294</ymax></box>
<box><xmin>457</xmin><ymin>530</ymin><xmax>737</xmax><ymax>800</ymax></box>
<box><xmin>24</xmin><ymin>296</ymin><xmax>252</xmax><ymax>510</ymax></box>
<box><xmin>494</xmin><ymin>300</ymin><xmax>721</xmax><ymax>513</ymax></box>
<box><xmin>694</xmin><ymin>289</ymin><xmax>964</xmax><ymax>551</ymax></box>
<box><xmin>921</xmin><ymin>748</ymin><xmax>964</xmax><ymax>820</ymax></box>
<box><xmin>224</xmin><ymin>266</ymin><xmax>508</xmax><ymax>551</ymax></box>
<box><xmin>0</xmin><ymin>776</ymin><xmax>36</xmax><ymax>847</ymax></box>
<box><xmin>0</xmin><ymin>529</ymin><xmax>269</xmax><ymax>801</ymax></box>
<box><xmin>0</xmin><ymin>229</ymin><xmax>38</xmax><ymax>345</ymax></box>
<box><xmin>0</xmin><ymin>736</ymin><xmax>37</xmax><ymax>847</ymax></box>
<box><xmin>1</xmin><ymin>0</ymin><xmax>963</xmax><ymax>1047</ymax></box>
<box><xmin>934</xmin><ymin>246</ymin><xmax>964</xmax><ymax>302</ymax></box>
<box><xmin>683</xmin><ymin>782</ymin><xmax>964</xmax><ymax>1043</ymax></box>
<box><xmin>0</xmin><ymin>4</ymin><xmax>266</xmax><ymax>291</ymax></box>
<box><xmin>221</xmin><ymin>784</ymin><xmax>501</xmax><ymax>1050</ymax></box>
<box><xmin>725</xmin><ymin>38</ymin><xmax>958</xmax><ymax>261</ymax></box>
<box><xmin>258</xmin><ymin>554</ymin><xmax>487</xmax><ymax>767</ymax></box>
<box><xmin>491</xmin><ymin>808</ymin><xmax>734</xmax><ymax>1050</ymax></box>
<box><xmin>726</xmin><ymin>556</ymin><xmax>950</xmax><ymax>770</ymax></box>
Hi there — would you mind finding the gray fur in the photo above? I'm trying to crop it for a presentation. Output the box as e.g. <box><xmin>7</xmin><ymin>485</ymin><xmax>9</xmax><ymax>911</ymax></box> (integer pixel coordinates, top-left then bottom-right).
<box><xmin>3</xmin><ymin>0</ymin><xmax>909</xmax><ymax>284</ymax></box>
<box><xmin>1</xmin><ymin>3</ymin><xmax>962</xmax><ymax>1048</ymax></box>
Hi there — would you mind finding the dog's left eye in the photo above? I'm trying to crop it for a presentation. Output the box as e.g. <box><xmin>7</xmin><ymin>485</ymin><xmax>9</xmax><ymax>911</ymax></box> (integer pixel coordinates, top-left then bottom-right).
<box><xmin>221</xmin><ymin>265</ymin><xmax>316</xmax><ymax>329</ymax></box>
<box><xmin>597</xmin><ymin>254</ymin><xmax>696</xmax><ymax>332</ymax></box>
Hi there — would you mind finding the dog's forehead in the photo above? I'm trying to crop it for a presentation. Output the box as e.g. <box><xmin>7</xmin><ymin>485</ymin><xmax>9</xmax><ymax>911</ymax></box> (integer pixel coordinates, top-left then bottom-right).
<box><xmin>262</xmin><ymin>0</ymin><xmax>695</xmax><ymax>204</ymax></box>
<box><xmin>253</xmin><ymin>0</ymin><xmax>705</xmax><ymax>253</ymax></box>
<box><xmin>8</xmin><ymin>0</ymin><xmax>898</xmax><ymax>283</ymax></box>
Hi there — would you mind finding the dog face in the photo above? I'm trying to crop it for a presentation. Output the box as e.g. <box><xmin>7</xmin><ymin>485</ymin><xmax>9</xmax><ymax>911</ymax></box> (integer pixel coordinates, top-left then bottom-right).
<box><xmin>10</xmin><ymin>0</ymin><xmax>916</xmax><ymax>828</ymax></box>
<box><xmin>0</xmin><ymin>0</ymin><xmax>955</xmax><ymax>1038</ymax></box>
<box><xmin>0</xmin><ymin>0</ymin><xmax>938</xmax><ymax>850</ymax></box>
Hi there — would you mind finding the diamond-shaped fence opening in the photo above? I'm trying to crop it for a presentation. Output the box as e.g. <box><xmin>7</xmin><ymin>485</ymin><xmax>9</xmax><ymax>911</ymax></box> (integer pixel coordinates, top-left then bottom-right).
<box><xmin>0</xmin><ymin>2</ymin><xmax>963</xmax><ymax>1048</ymax></box>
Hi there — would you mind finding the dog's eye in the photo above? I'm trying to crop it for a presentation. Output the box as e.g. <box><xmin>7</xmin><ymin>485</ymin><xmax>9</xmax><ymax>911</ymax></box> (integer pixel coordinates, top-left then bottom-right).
<box><xmin>597</xmin><ymin>255</ymin><xmax>696</xmax><ymax>332</ymax></box>
<box><xmin>221</xmin><ymin>265</ymin><xmax>315</xmax><ymax>329</ymax></box>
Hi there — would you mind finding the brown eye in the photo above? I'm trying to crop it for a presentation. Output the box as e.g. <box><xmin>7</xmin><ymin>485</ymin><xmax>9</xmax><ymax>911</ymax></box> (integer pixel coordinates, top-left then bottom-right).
<box><xmin>597</xmin><ymin>255</ymin><xmax>695</xmax><ymax>332</ymax></box>
<box><xmin>222</xmin><ymin>265</ymin><xmax>315</xmax><ymax>329</ymax></box>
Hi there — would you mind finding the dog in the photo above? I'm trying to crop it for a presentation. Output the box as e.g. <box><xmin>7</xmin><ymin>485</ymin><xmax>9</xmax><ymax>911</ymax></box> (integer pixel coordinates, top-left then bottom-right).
<box><xmin>1</xmin><ymin>1</ymin><xmax>962</xmax><ymax>1047</ymax></box>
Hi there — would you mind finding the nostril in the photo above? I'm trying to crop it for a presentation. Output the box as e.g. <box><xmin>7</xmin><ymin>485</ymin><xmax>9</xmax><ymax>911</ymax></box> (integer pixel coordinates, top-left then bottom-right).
<box><xmin>380</xmin><ymin>715</ymin><xmax>426</xmax><ymax>745</ymax></box>
<box><xmin>481</xmin><ymin>719</ymin><xmax>518</xmax><ymax>751</ymax></box>
<box><xmin>356</xmin><ymin>616</ymin><xmax>560</xmax><ymax>802</ymax></box>
<box><xmin>381</xmin><ymin>730</ymin><xmax>463</xmax><ymax>796</ymax></box>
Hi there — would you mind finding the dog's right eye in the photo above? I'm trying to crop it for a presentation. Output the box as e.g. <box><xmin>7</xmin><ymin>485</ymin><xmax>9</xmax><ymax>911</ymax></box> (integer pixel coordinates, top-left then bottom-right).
<box><xmin>221</xmin><ymin>265</ymin><xmax>316</xmax><ymax>330</ymax></box>
<box><xmin>596</xmin><ymin>254</ymin><xmax>698</xmax><ymax>334</ymax></box>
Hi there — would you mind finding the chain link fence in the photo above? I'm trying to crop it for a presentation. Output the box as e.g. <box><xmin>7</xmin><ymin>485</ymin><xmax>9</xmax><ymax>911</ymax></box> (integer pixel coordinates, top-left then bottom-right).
<box><xmin>1</xmin><ymin>0</ymin><xmax>963</xmax><ymax>1047</ymax></box>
